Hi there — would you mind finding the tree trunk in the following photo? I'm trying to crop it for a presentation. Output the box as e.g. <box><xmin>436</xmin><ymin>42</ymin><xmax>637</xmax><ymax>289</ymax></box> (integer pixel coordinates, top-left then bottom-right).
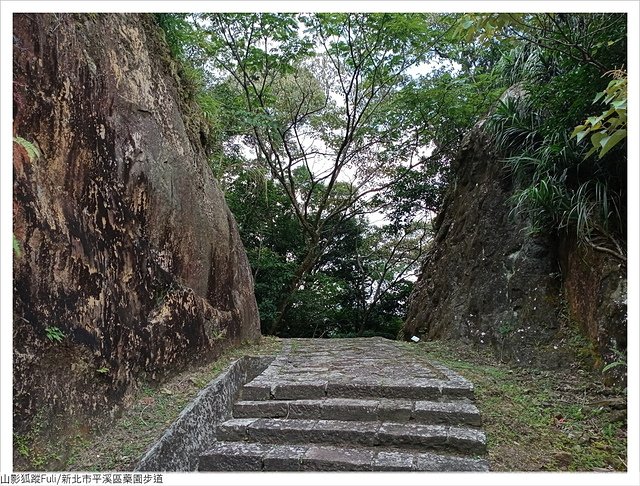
<box><xmin>356</xmin><ymin>306</ymin><xmax>371</xmax><ymax>336</ymax></box>
<box><xmin>268</xmin><ymin>246</ymin><xmax>320</xmax><ymax>335</ymax></box>
<box><xmin>357</xmin><ymin>317</ymin><xmax>367</xmax><ymax>336</ymax></box>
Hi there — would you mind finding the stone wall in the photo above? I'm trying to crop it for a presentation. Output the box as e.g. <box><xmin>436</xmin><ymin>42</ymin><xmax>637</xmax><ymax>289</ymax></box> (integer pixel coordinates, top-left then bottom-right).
<box><xmin>136</xmin><ymin>356</ymin><xmax>274</xmax><ymax>472</ymax></box>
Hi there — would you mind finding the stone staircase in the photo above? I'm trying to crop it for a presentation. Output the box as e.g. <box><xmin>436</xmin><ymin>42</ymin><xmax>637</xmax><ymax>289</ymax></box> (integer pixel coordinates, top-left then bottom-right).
<box><xmin>198</xmin><ymin>338</ymin><xmax>489</xmax><ymax>471</ymax></box>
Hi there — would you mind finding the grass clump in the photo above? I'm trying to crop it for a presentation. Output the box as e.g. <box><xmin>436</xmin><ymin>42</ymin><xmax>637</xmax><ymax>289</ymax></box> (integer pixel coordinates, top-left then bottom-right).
<box><xmin>64</xmin><ymin>336</ymin><xmax>282</xmax><ymax>471</ymax></box>
<box><xmin>401</xmin><ymin>339</ymin><xmax>626</xmax><ymax>471</ymax></box>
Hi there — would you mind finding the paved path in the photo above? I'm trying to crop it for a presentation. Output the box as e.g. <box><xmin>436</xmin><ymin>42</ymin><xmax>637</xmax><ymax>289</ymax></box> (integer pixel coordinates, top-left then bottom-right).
<box><xmin>199</xmin><ymin>337</ymin><xmax>489</xmax><ymax>471</ymax></box>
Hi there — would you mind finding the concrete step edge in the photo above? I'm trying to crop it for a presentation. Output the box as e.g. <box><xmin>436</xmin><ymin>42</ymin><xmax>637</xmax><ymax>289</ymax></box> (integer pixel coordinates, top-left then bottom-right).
<box><xmin>198</xmin><ymin>441</ymin><xmax>490</xmax><ymax>472</ymax></box>
<box><xmin>216</xmin><ymin>418</ymin><xmax>486</xmax><ymax>455</ymax></box>
<box><xmin>241</xmin><ymin>379</ymin><xmax>474</xmax><ymax>401</ymax></box>
<box><xmin>233</xmin><ymin>398</ymin><xmax>481</xmax><ymax>425</ymax></box>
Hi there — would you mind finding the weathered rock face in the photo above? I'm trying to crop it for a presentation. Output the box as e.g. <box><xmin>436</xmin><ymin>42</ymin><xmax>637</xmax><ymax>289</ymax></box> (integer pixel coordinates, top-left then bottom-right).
<box><xmin>13</xmin><ymin>13</ymin><xmax>260</xmax><ymax>435</ymax></box>
<box><xmin>403</xmin><ymin>128</ymin><xmax>564</xmax><ymax>367</ymax></box>
<box><xmin>404</xmin><ymin>127</ymin><xmax>627</xmax><ymax>372</ymax></box>
<box><xmin>559</xmin><ymin>238</ymin><xmax>626</xmax><ymax>383</ymax></box>
<box><xmin>404</xmin><ymin>124</ymin><xmax>626</xmax><ymax>374</ymax></box>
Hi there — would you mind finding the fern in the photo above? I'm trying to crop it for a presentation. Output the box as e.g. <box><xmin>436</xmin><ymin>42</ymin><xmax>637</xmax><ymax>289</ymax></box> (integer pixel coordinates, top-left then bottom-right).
<box><xmin>14</xmin><ymin>136</ymin><xmax>41</xmax><ymax>161</ymax></box>
<box><xmin>13</xmin><ymin>235</ymin><xmax>22</xmax><ymax>257</ymax></box>
<box><xmin>602</xmin><ymin>347</ymin><xmax>626</xmax><ymax>373</ymax></box>
<box><xmin>13</xmin><ymin>136</ymin><xmax>40</xmax><ymax>258</ymax></box>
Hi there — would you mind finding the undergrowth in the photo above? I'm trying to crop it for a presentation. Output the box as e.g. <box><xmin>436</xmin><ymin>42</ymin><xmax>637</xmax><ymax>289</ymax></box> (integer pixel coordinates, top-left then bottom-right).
<box><xmin>401</xmin><ymin>339</ymin><xmax>627</xmax><ymax>471</ymax></box>
<box><xmin>15</xmin><ymin>337</ymin><xmax>282</xmax><ymax>472</ymax></box>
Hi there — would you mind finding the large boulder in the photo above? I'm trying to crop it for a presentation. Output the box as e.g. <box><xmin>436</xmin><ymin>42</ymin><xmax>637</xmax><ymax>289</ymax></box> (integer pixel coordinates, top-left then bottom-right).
<box><xmin>13</xmin><ymin>13</ymin><xmax>260</xmax><ymax>435</ymax></box>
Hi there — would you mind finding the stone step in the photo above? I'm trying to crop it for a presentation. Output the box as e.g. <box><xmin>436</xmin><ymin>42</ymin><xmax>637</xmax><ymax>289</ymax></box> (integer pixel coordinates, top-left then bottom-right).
<box><xmin>241</xmin><ymin>378</ymin><xmax>474</xmax><ymax>401</ymax></box>
<box><xmin>216</xmin><ymin>418</ymin><xmax>486</xmax><ymax>455</ymax></box>
<box><xmin>233</xmin><ymin>398</ymin><xmax>482</xmax><ymax>426</ymax></box>
<box><xmin>198</xmin><ymin>441</ymin><xmax>490</xmax><ymax>471</ymax></box>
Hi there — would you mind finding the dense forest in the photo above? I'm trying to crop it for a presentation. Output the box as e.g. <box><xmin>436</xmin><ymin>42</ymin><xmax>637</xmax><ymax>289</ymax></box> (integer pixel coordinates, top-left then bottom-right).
<box><xmin>155</xmin><ymin>13</ymin><xmax>627</xmax><ymax>338</ymax></box>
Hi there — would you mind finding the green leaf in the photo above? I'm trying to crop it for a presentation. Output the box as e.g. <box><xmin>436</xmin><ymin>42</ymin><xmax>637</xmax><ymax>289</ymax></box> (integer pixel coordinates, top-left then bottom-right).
<box><xmin>611</xmin><ymin>100</ymin><xmax>626</xmax><ymax>110</ymax></box>
<box><xmin>575</xmin><ymin>128</ymin><xmax>590</xmax><ymax>143</ymax></box>
<box><xmin>598</xmin><ymin>129</ymin><xmax>626</xmax><ymax>158</ymax></box>
<box><xmin>461</xmin><ymin>19</ymin><xmax>474</xmax><ymax>29</ymax></box>
<box><xmin>602</xmin><ymin>361</ymin><xmax>624</xmax><ymax>372</ymax></box>
<box><xmin>13</xmin><ymin>136</ymin><xmax>41</xmax><ymax>161</ymax></box>
<box><xmin>599</xmin><ymin>135</ymin><xmax>611</xmax><ymax>148</ymax></box>
<box><xmin>570</xmin><ymin>124</ymin><xmax>586</xmax><ymax>138</ymax></box>
<box><xmin>45</xmin><ymin>326</ymin><xmax>65</xmax><ymax>343</ymax></box>
<box><xmin>605</xmin><ymin>80</ymin><xmax>619</xmax><ymax>92</ymax></box>
<box><xmin>607</xmin><ymin>116</ymin><xmax>624</xmax><ymax>130</ymax></box>
<box><xmin>590</xmin><ymin>132</ymin><xmax>606</xmax><ymax>149</ymax></box>
<box><xmin>13</xmin><ymin>235</ymin><xmax>22</xmax><ymax>257</ymax></box>
<box><xmin>586</xmin><ymin>115</ymin><xmax>601</xmax><ymax>126</ymax></box>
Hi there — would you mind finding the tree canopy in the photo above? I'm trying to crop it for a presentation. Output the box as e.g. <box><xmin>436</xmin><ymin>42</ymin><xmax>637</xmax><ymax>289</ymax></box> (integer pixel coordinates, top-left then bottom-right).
<box><xmin>156</xmin><ymin>11</ymin><xmax>627</xmax><ymax>337</ymax></box>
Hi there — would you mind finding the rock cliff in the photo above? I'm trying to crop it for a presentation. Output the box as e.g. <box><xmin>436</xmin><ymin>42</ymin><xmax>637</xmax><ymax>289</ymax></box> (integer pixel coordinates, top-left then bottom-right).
<box><xmin>13</xmin><ymin>13</ymin><xmax>260</xmax><ymax>438</ymax></box>
<box><xmin>403</xmin><ymin>126</ymin><xmax>626</xmax><ymax>375</ymax></box>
